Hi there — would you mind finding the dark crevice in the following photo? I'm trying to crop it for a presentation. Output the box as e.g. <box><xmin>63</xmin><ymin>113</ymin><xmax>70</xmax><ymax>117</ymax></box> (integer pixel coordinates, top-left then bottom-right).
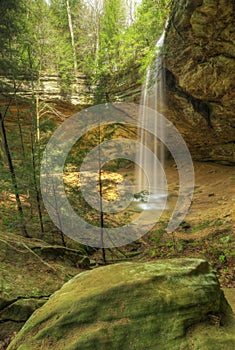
<box><xmin>222</xmin><ymin>141</ymin><xmax>235</xmax><ymax>144</ymax></box>
<box><xmin>169</xmin><ymin>0</ymin><xmax>203</xmax><ymax>39</ymax></box>
<box><xmin>0</xmin><ymin>319</ymin><xmax>25</xmax><ymax>324</ymax></box>
<box><xmin>164</xmin><ymin>67</ymin><xmax>212</xmax><ymax>127</ymax></box>
<box><xmin>211</xmin><ymin>52</ymin><xmax>235</xmax><ymax>60</ymax></box>
<box><xmin>0</xmin><ymin>295</ymin><xmax>50</xmax><ymax>314</ymax></box>
<box><xmin>0</xmin><ymin>299</ymin><xmax>18</xmax><ymax>313</ymax></box>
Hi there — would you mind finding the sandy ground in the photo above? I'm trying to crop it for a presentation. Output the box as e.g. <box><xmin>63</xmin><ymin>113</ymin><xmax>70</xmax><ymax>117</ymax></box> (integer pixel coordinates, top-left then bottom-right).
<box><xmin>166</xmin><ymin>159</ymin><xmax>235</xmax><ymax>235</ymax></box>
<box><xmin>151</xmin><ymin>160</ymin><xmax>235</xmax><ymax>310</ymax></box>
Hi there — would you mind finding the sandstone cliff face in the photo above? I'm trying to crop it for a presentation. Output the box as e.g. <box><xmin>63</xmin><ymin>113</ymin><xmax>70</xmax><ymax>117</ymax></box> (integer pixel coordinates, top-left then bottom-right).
<box><xmin>0</xmin><ymin>74</ymin><xmax>94</xmax><ymax>107</ymax></box>
<box><xmin>94</xmin><ymin>68</ymin><xmax>141</xmax><ymax>104</ymax></box>
<box><xmin>163</xmin><ymin>0</ymin><xmax>235</xmax><ymax>164</ymax></box>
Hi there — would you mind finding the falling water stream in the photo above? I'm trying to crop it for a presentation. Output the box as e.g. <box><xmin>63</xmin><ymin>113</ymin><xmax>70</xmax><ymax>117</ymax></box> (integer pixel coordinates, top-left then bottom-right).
<box><xmin>135</xmin><ymin>29</ymin><xmax>168</xmax><ymax>211</ymax></box>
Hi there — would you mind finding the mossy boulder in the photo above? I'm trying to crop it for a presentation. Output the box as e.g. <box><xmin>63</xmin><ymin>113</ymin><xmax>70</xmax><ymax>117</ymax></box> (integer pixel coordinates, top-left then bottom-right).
<box><xmin>7</xmin><ymin>258</ymin><xmax>235</xmax><ymax>350</ymax></box>
<box><xmin>0</xmin><ymin>232</ymin><xmax>89</xmax><ymax>339</ymax></box>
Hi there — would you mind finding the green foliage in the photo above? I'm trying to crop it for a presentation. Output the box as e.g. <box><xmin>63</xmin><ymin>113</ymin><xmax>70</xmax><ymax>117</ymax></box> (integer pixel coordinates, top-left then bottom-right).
<box><xmin>0</xmin><ymin>0</ymin><xmax>28</xmax><ymax>77</ymax></box>
<box><xmin>0</xmin><ymin>0</ymin><xmax>172</xmax><ymax>93</ymax></box>
<box><xmin>219</xmin><ymin>254</ymin><xmax>226</xmax><ymax>263</ymax></box>
<box><xmin>26</xmin><ymin>0</ymin><xmax>56</xmax><ymax>73</ymax></box>
<box><xmin>125</xmin><ymin>0</ymin><xmax>171</xmax><ymax>74</ymax></box>
<box><xmin>191</xmin><ymin>220</ymin><xmax>211</xmax><ymax>233</ymax></box>
<box><xmin>49</xmin><ymin>0</ymin><xmax>77</xmax><ymax>75</ymax></box>
<box><xmin>0</xmin><ymin>0</ymin><xmax>173</xmax><ymax>237</ymax></box>
<box><xmin>94</xmin><ymin>0</ymin><xmax>171</xmax><ymax>101</ymax></box>
<box><xmin>98</xmin><ymin>0</ymin><xmax>126</xmax><ymax>74</ymax></box>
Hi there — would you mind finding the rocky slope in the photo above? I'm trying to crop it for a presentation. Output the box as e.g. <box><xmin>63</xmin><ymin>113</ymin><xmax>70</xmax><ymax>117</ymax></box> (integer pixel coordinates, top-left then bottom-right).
<box><xmin>0</xmin><ymin>232</ymin><xmax>89</xmax><ymax>340</ymax></box>
<box><xmin>6</xmin><ymin>259</ymin><xmax>235</xmax><ymax>350</ymax></box>
<box><xmin>163</xmin><ymin>0</ymin><xmax>235</xmax><ymax>164</ymax></box>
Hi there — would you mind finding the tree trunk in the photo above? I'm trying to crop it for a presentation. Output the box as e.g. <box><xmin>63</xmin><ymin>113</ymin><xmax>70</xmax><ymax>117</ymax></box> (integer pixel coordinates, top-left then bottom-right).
<box><xmin>36</xmin><ymin>92</ymin><xmax>40</xmax><ymax>143</ymax></box>
<box><xmin>13</xmin><ymin>80</ymin><xmax>25</xmax><ymax>158</ymax></box>
<box><xmin>66</xmin><ymin>0</ymin><xmax>77</xmax><ymax>72</ymax></box>
<box><xmin>31</xmin><ymin>132</ymin><xmax>44</xmax><ymax>238</ymax></box>
<box><xmin>94</xmin><ymin>0</ymin><xmax>101</xmax><ymax>63</ymax></box>
<box><xmin>0</xmin><ymin>113</ymin><xmax>29</xmax><ymax>237</ymax></box>
<box><xmin>51</xmin><ymin>178</ymin><xmax>66</xmax><ymax>247</ymax></box>
<box><xmin>98</xmin><ymin>122</ymin><xmax>106</xmax><ymax>263</ymax></box>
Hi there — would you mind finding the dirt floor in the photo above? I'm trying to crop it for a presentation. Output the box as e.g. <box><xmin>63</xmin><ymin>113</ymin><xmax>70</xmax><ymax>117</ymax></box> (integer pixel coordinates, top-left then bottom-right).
<box><xmin>63</xmin><ymin>158</ymin><xmax>235</xmax><ymax>289</ymax></box>
<box><xmin>174</xmin><ymin>161</ymin><xmax>234</xmax><ymax>230</ymax></box>
<box><xmin>164</xmin><ymin>160</ymin><xmax>235</xmax><ymax>293</ymax></box>
<box><xmin>88</xmin><ymin>159</ymin><xmax>235</xmax><ymax>309</ymax></box>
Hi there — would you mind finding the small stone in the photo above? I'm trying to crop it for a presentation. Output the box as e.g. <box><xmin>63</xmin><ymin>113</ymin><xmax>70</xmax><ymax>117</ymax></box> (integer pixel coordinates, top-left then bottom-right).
<box><xmin>77</xmin><ymin>256</ymin><xmax>90</xmax><ymax>269</ymax></box>
<box><xmin>180</xmin><ymin>221</ymin><xmax>191</xmax><ymax>229</ymax></box>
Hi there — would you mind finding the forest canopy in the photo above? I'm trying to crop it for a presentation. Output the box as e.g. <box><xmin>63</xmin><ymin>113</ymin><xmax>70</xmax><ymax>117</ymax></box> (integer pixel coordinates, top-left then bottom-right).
<box><xmin>0</xmin><ymin>0</ymin><xmax>171</xmax><ymax>238</ymax></box>
<box><xmin>0</xmin><ymin>0</ymin><xmax>171</xmax><ymax>92</ymax></box>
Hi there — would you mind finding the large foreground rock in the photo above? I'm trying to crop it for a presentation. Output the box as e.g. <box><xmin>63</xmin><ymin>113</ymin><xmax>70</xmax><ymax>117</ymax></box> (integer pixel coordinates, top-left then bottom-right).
<box><xmin>7</xmin><ymin>258</ymin><xmax>235</xmax><ymax>350</ymax></box>
<box><xmin>0</xmin><ymin>232</ymin><xmax>88</xmax><ymax>340</ymax></box>
<box><xmin>163</xmin><ymin>0</ymin><xmax>235</xmax><ymax>164</ymax></box>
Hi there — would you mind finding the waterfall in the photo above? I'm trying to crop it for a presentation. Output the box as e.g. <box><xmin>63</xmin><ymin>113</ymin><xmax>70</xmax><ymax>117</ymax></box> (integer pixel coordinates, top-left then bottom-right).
<box><xmin>135</xmin><ymin>29</ymin><xmax>167</xmax><ymax>210</ymax></box>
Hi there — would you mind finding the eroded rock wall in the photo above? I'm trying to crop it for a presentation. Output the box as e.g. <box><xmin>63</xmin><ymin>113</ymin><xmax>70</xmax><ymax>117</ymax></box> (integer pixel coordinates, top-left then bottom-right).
<box><xmin>164</xmin><ymin>0</ymin><xmax>235</xmax><ymax>164</ymax></box>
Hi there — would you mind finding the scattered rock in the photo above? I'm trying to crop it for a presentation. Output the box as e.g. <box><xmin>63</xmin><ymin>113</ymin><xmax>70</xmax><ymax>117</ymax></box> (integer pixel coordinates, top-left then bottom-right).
<box><xmin>180</xmin><ymin>220</ymin><xmax>191</xmax><ymax>229</ymax></box>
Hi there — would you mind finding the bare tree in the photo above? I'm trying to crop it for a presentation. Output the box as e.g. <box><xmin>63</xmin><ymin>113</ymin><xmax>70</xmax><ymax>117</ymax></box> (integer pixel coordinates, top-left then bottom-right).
<box><xmin>125</xmin><ymin>0</ymin><xmax>139</xmax><ymax>26</ymax></box>
<box><xmin>0</xmin><ymin>110</ymin><xmax>29</xmax><ymax>237</ymax></box>
<box><xmin>66</xmin><ymin>0</ymin><xmax>78</xmax><ymax>71</ymax></box>
<box><xmin>98</xmin><ymin>121</ymin><xmax>106</xmax><ymax>264</ymax></box>
<box><xmin>30</xmin><ymin>131</ymin><xmax>45</xmax><ymax>238</ymax></box>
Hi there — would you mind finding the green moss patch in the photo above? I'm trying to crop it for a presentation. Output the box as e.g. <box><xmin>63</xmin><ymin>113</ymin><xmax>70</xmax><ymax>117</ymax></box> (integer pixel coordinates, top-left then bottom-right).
<box><xmin>7</xmin><ymin>259</ymin><xmax>235</xmax><ymax>350</ymax></box>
